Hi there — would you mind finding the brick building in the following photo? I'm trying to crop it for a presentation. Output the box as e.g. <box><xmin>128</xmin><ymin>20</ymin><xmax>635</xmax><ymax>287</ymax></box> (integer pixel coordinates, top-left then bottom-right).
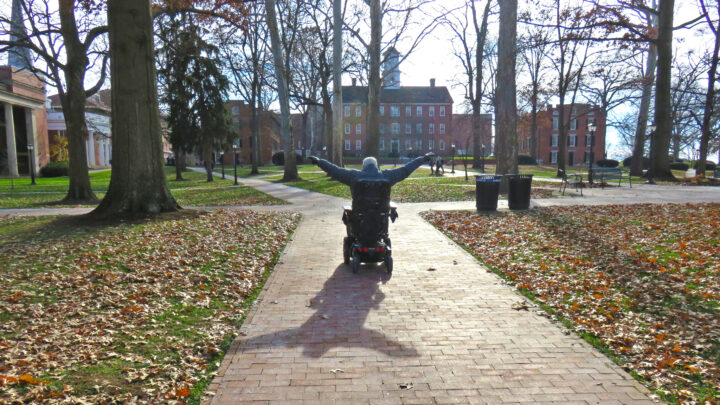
<box><xmin>518</xmin><ymin>103</ymin><xmax>606</xmax><ymax>166</ymax></box>
<box><xmin>341</xmin><ymin>48</ymin><xmax>453</xmax><ymax>157</ymax></box>
<box><xmin>224</xmin><ymin>100</ymin><xmax>281</xmax><ymax>165</ymax></box>
<box><xmin>451</xmin><ymin>114</ymin><xmax>493</xmax><ymax>155</ymax></box>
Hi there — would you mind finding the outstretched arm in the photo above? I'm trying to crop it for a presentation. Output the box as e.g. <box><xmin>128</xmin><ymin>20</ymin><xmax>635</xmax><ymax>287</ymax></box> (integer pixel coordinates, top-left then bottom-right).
<box><xmin>382</xmin><ymin>154</ymin><xmax>432</xmax><ymax>185</ymax></box>
<box><xmin>313</xmin><ymin>158</ymin><xmax>357</xmax><ymax>186</ymax></box>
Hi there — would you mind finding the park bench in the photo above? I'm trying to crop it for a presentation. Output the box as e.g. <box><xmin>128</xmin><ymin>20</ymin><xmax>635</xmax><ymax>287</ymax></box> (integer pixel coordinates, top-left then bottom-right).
<box><xmin>593</xmin><ymin>167</ymin><xmax>631</xmax><ymax>189</ymax></box>
<box><xmin>559</xmin><ymin>169</ymin><xmax>583</xmax><ymax>196</ymax></box>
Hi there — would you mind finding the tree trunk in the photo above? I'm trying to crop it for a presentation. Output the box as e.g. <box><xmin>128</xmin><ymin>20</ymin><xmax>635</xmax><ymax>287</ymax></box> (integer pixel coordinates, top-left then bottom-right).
<box><xmin>366</xmin><ymin>0</ymin><xmax>382</xmax><ymax>157</ymax></box>
<box><xmin>472</xmin><ymin>0</ymin><xmax>491</xmax><ymax>168</ymax></box>
<box><xmin>174</xmin><ymin>146</ymin><xmax>183</xmax><ymax>180</ymax></box>
<box><xmin>630</xmin><ymin>1</ymin><xmax>657</xmax><ymax>177</ymax></box>
<box><xmin>530</xmin><ymin>87</ymin><xmax>538</xmax><ymax>161</ymax></box>
<box><xmin>650</xmin><ymin>0</ymin><xmax>675</xmax><ymax>180</ymax></box>
<box><xmin>697</xmin><ymin>1</ymin><xmax>719</xmax><ymax>175</ymax></box>
<box><xmin>203</xmin><ymin>143</ymin><xmax>214</xmax><ymax>182</ymax></box>
<box><xmin>331</xmin><ymin>0</ymin><xmax>344</xmax><ymax>165</ymax></box>
<box><xmin>265</xmin><ymin>0</ymin><xmax>298</xmax><ymax>180</ymax></box>
<box><xmin>495</xmin><ymin>0</ymin><xmax>518</xmax><ymax>176</ymax></box>
<box><xmin>58</xmin><ymin>0</ymin><xmax>96</xmax><ymax>202</ymax></box>
<box><xmin>93</xmin><ymin>0</ymin><xmax>179</xmax><ymax>216</ymax></box>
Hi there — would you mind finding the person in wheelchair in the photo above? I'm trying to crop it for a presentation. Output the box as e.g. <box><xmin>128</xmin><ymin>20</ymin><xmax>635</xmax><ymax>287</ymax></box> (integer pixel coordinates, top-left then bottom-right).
<box><xmin>308</xmin><ymin>153</ymin><xmax>434</xmax><ymax>273</ymax></box>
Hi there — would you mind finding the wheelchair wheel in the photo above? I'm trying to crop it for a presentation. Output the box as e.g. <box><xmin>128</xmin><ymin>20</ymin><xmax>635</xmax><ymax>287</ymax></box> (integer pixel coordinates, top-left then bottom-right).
<box><xmin>343</xmin><ymin>237</ymin><xmax>351</xmax><ymax>265</ymax></box>
<box><xmin>385</xmin><ymin>255</ymin><xmax>393</xmax><ymax>274</ymax></box>
<box><xmin>351</xmin><ymin>250</ymin><xmax>360</xmax><ymax>274</ymax></box>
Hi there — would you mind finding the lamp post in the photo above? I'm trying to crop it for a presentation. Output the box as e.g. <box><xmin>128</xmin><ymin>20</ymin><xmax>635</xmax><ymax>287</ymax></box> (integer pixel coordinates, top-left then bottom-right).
<box><xmin>27</xmin><ymin>143</ymin><xmax>36</xmax><ymax>185</ymax></box>
<box><xmin>646</xmin><ymin>123</ymin><xmax>656</xmax><ymax>184</ymax></box>
<box><xmin>220</xmin><ymin>151</ymin><xmax>226</xmax><ymax>179</ymax></box>
<box><xmin>233</xmin><ymin>142</ymin><xmax>239</xmax><ymax>186</ymax></box>
<box><xmin>587</xmin><ymin>123</ymin><xmax>596</xmax><ymax>184</ymax></box>
<box><xmin>451</xmin><ymin>143</ymin><xmax>456</xmax><ymax>173</ymax></box>
<box><xmin>464</xmin><ymin>137</ymin><xmax>471</xmax><ymax>181</ymax></box>
<box><xmin>481</xmin><ymin>144</ymin><xmax>486</xmax><ymax>173</ymax></box>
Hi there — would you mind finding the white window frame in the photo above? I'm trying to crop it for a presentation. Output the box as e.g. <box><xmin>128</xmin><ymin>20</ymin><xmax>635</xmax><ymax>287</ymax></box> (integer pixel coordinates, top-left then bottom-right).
<box><xmin>429</xmin><ymin>123</ymin><xmax>435</xmax><ymax>134</ymax></box>
<box><xmin>551</xmin><ymin>151</ymin><xmax>558</xmax><ymax>163</ymax></box>
<box><xmin>569</xmin><ymin>134</ymin><xmax>576</xmax><ymax>147</ymax></box>
<box><xmin>380</xmin><ymin>138</ymin><xmax>385</xmax><ymax>151</ymax></box>
<box><xmin>552</xmin><ymin>133</ymin><xmax>558</xmax><ymax>147</ymax></box>
<box><xmin>380</xmin><ymin>106</ymin><xmax>385</xmax><ymax>116</ymax></box>
<box><xmin>356</xmin><ymin>139</ymin><xmax>362</xmax><ymax>150</ymax></box>
<box><xmin>439</xmin><ymin>140</ymin><xmax>445</xmax><ymax>150</ymax></box>
<box><xmin>391</xmin><ymin>122</ymin><xmax>399</xmax><ymax>134</ymax></box>
<box><xmin>355</xmin><ymin>123</ymin><xmax>362</xmax><ymax>134</ymax></box>
<box><xmin>355</xmin><ymin>106</ymin><xmax>362</xmax><ymax>117</ymax></box>
<box><xmin>391</xmin><ymin>106</ymin><xmax>400</xmax><ymax>117</ymax></box>
<box><xmin>232</xmin><ymin>106</ymin><xmax>240</xmax><ymax>115</ymax></box>
<box><xmin>585</xmin><ymin>134</ymin><xmax>592</xmax><ymax>147</ymax></box>
<box><xmin>439</xmin><ymin>123</ymin><xmax>446</xmax><ymax>134</ymax></box>
<box><xmin>416</xmin><ymin>123</ymin><xmax>422</xmax><ymax>134</ymax></box>
<box><xmin>405</xmin><ymin>123</ymin><xmax>411</xmax><ymax>134</ymax></box>
<box><xmin>570</xmin><ymin>119</ymin><xmax>577</xmax><ymax>131</ymax></box>
<box><xmin>552</xmin><ymin>118</ymin><xmax>559</xmax><ymax>130</ymax></box>
<box><xmin>429</xmin><ymin>139</ymin><xmax>434</xmax><ymax>150</ymax></box>
<box><xmin>416</xmin><ymin>106</ymin><xmax>422</xmax><ymax>116</ymax></box>
<box><xmin>429</xmin><ymin>106</ymin><xmax>435</xmax><ymax>117</ymax></box>
<box><xmin>405</xmin><ymin>139</ymin><xmax>411</xmax><ymax>150</ymax></box>
<box><xmin>344</xmin><ymin>123</ymin><xmax>350</xmax><ymax>135</ymax></box>
<box><xmin>344</xmin><ymin>105</ymin><xmax>350</xmax><ymax>117</ymax></box>
<box><xmin>439</xmin><ymin>106</ymin><xmax>446</xmax><ymax>116</ymax></box>
<box><xmin>405</xmin><ymin>106</ymin><xmax>411</xmax><ymax>116</ymax></box>
<box><xmin>344</xmin><ymin>140</ymin><xmax>351</xmax><ymax>150</ymax></box>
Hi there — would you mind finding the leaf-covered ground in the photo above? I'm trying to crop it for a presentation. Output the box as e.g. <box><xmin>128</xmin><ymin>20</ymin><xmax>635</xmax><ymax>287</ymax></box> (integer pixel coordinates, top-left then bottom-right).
<box><xmin>422</xmin><ymin>203</ymin><xmax>719</xmax><ymax>404</ymax></box>
<box><xmin>0</xmin><ymin>210</ymin><xmax>299</xmax><ymax>403</ymax></box>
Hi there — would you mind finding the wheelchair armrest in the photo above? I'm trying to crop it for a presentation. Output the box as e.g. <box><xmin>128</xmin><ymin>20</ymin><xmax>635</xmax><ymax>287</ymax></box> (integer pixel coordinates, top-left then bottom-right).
<box><xmin>343</xmin><ymin>205</ymin><xmax>352</xmax><ymax>211</ymax></box>
<box><xmin>389</xmin><ymin>201</ymin><xmax>397</xmax><ymax>209</ymax></box>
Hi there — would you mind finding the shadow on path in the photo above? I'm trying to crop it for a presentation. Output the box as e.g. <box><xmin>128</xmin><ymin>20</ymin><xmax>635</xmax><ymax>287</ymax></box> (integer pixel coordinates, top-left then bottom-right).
<box><xmin>239</xmin><ymin>264</ymin><xmax>418</xmax><ymax>359</ymax></box>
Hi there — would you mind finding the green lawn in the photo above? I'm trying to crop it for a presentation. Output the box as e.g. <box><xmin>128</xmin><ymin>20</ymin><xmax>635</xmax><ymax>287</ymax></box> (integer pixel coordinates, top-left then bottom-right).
<box><xmin>0</xmin><ymin>210</ymin><xmax>299</xmax><ymax>403</ymax></box>
<box><xmin>0</xmin><ymin>168</ymin><xmax>286</xmax><ymax>208</ymax></box>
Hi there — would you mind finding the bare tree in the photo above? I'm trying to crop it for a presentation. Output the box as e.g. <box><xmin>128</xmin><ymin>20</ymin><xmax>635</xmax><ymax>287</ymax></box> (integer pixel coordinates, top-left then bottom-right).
<box><xmin>650</xmin><ymin>0</ymin><xmax>676</xmax><ymax>180</ymax></box>
<box><xmin>0</xmin><ymin>0</ymin><xmax>108</xmax><ymax>202</ymax></box>
<box><xmin>518</xmin><ymin>23</ymin><xmax>552</xmax><ymax>161</ymax></box>
<box><xmin>495</xmin><ymin>0</ymin><xmax>518</xmax><ymax>176</ymax></box>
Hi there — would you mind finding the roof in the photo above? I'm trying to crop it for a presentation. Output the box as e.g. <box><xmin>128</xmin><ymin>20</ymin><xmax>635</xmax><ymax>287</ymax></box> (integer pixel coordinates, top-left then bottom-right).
<box><xmin>48</xmin><ymin>93</ymin><xmax>110</xmax><ymax>112</ymax></box>
<box><xmin>342</xmin><ymin>85</ymin><xmax>453</xmax><ymax>104</ymax></box>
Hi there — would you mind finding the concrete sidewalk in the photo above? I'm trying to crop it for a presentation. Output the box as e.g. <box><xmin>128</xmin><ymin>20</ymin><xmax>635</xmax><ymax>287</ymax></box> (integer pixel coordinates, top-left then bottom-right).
<box><xmin>201</xmin><ymin>178</ymin><xmax>687</xmax><ymax>405</ymax></box>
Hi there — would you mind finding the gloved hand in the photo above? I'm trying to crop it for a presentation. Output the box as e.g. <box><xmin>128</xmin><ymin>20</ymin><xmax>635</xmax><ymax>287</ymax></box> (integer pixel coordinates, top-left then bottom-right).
<box><xmin>308</xmin><ymin>156</ymin><xmax>319</xmax><ymax>165</ymax></box>
<box><xmin>423</xmin><ymin>152</ymin><xmax>436</xmax><ymax>161</ymax></box>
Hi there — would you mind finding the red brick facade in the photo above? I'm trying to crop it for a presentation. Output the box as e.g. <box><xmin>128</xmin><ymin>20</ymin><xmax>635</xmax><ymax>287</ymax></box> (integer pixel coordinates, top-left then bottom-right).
<box><xmin>450</xmin><ymin>114</ymin><xmax>492</xmax><ymax>155</ymax></box>
<box><xmin>518</xmin><ymin>104</ymin><xmax>606</xmax><ymax>166</ymax></box>
<box><xmin>224</xmin><ymin>100</ymin><xmax>281</xmax><ymax>165</ymax></box>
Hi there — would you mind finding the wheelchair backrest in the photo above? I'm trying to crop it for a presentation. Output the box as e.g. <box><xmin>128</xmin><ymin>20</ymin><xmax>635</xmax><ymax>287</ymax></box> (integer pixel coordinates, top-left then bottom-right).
<box><xmin>352</xmin><ymin>179</ymin><xmax>391</xmax><ymax>211</ymax></box>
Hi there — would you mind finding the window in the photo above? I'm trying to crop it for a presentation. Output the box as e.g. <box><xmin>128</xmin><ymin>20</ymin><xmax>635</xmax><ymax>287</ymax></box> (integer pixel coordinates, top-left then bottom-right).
<box><xmin>553</xmin><ymin>110</ymin><xmax>559</xmax><ymax>115</ymax></box>
<box><xmin>405</xmin><ymin>139</ymin><xmax>411</xmax><ymax>150</ymax></box>
<box><xmin>345</xmin><ymin>140</ymin><xmax>351</xmax><ymax>150</ymax></box>
<box><xmin>405</xmin><ymin>106</ymin><xmax>411</xmax><ymax>116</ymax></box>
<box><xmin>570</xmin><ymin>119</ymin><xmax>577</xmax><ymax>131</ymax></box>
<box><xmin>405</xmin><ymin>123</ymin><xmax>411</xmax><ymax>134</ymax></box>
<box><xmin>429</xmin><ymin>140</ymin><xmax>434</xmax><ymax>150</ymax></box>
<box><xmin>355</xmin><ymin>106</ymin><xmax>362</xmax><ymax>117</ymax></box>
<box><xmin>344</xmin><ymin>105</ymin><xmax>350</xmax><ymax>117</ymax></box>
<box><xmin>232</xmin><ymin>106</ymin><xmax>240</xmax><ymax>115</ymax></box>
<box><xmin>356</xmin><ymin>139</ymin><xmax>362</xmax><ymax>150</ymax></box>
<box><xmin>416</xmin><ymin>123</ymin><xmax>422</xmax><ymax>134</ymax></box>
<box><xmin>416</xmin><ymin>106</ymin><xmax>422</xmax><ymax>116</ymax></box>
<box><xmin>569</xmin><ymin>134</ymin><xmax>576</xmax><ymax>147</ymax></box>
<box><xmin>439</xmin><ymin>123</ymin><xmax>445</xmax><ymax>134</ymax></box>
<box><xmin>429</xmin><ymin>123</ymin><xmax>435</xmax><ymax>134</ymax></box>
<box><xmin>379</xmin><ymin>123</ymin><xmax>385</xmax><ymax>134</ymax></box>
<box><xmin>416</xmin><ymin>139</ymin><xmax>422</xmax><ymax>150</ymax></box>
<box><xmin>584</xmin><ymin>151</ymin><xmax>590</xmax><ymax>164</ymax></box>
<box><xmin>429</xmin><ymin>106</ymin><xmax>435</xmax><ymax>117</ymax></box>
<box><xmin>391</xmin><ymin>122</ymin><xmax>399</xmax><ymax>134</ymax></box>
<box><xmin>550</xmin><ymin>151</ymin><xmax>558</xmax><ymax>163</ymax></box>
<box><xmin>551</xmin><ymin>133</ymin><xmax>558</xmax><ymax>147</ymax></box>
<box><xmin>380</xmin><ymin>138</ymin><xmax>385</xmax><ymax>151</ymax></box>
<box><xmin>356</xmin><ymin>123</ymin><xmax>362</xmax><ymax>134</ymax></box>
<box><xmin>585</xmin><ymin>134</ymin><xmax>592</xmax><ymax>147</ymax></box>
<box><xmin>380</xmin><ymin>106</ymin><xmax>385</xmax><ymax>116</ymax></box>
<box><xmin>232</xmin><ymin>118</ymin><xmax>240</xmax><ymax>127</ymax></box>
<box><xmin>391</xmin><ymin>106</ymin><xmax>400</xmax><ymax>116</ymax></box>
<box><xmin>572</xmin><ymin>106</ymin><xmax>577</xmax><ymax>115</ymax></box>
<box><xmin>440</xmin><ymin>106</ymin><xmax>446</xmax><ymax>116</ymax></box>
<box><xmin>552</xmin><ymin>118</ymin><xmax>559</xmax><ymax>130</ymax></box>
<box><xmin>439</xmin><ymin>140</ymin><xmax>445</xmax><ymax>150</ymax></box>
<box><xmin>344</xmin><ymin>123</ymin><xmax>350</xmax><ymax>135</ymax></box>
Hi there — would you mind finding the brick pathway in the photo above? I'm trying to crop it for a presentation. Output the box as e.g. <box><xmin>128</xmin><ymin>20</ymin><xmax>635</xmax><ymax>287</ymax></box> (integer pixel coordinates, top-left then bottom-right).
<box><xmin>204</xmin><ymin>178</ymin><xmax>665</xmax><ymax>405</ymax></box>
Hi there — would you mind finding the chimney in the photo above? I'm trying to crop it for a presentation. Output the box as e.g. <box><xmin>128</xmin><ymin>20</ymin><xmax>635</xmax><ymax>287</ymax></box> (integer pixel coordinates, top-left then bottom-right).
<box><xmin>430</xmin><ymin>78</ymin><xmax>436</xmax><ymax>87</ymax></box>
<box><xmin>352</xmin><ymin>78</ymin><xmax>357</xmax><ymax>87</ymax></box>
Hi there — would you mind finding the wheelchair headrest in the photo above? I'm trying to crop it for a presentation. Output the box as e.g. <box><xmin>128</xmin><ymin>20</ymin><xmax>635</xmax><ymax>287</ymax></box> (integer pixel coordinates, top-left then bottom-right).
<box><xmin>352</xmin><ymin>179</ymin><xmax>391</xmax><ymax>210</ymax></box>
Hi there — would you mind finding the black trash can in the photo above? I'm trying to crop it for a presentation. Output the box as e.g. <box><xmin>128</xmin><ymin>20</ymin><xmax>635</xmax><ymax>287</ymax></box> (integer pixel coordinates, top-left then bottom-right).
<box><xmin>475</xmin><ymin>175</ymin><xmax>501</xmax><ymax>211</ymax></box>
<box><xmin>507</xmin><ymin>174</ymin><xmax>533</xmax><ymax>210</ymax></box>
